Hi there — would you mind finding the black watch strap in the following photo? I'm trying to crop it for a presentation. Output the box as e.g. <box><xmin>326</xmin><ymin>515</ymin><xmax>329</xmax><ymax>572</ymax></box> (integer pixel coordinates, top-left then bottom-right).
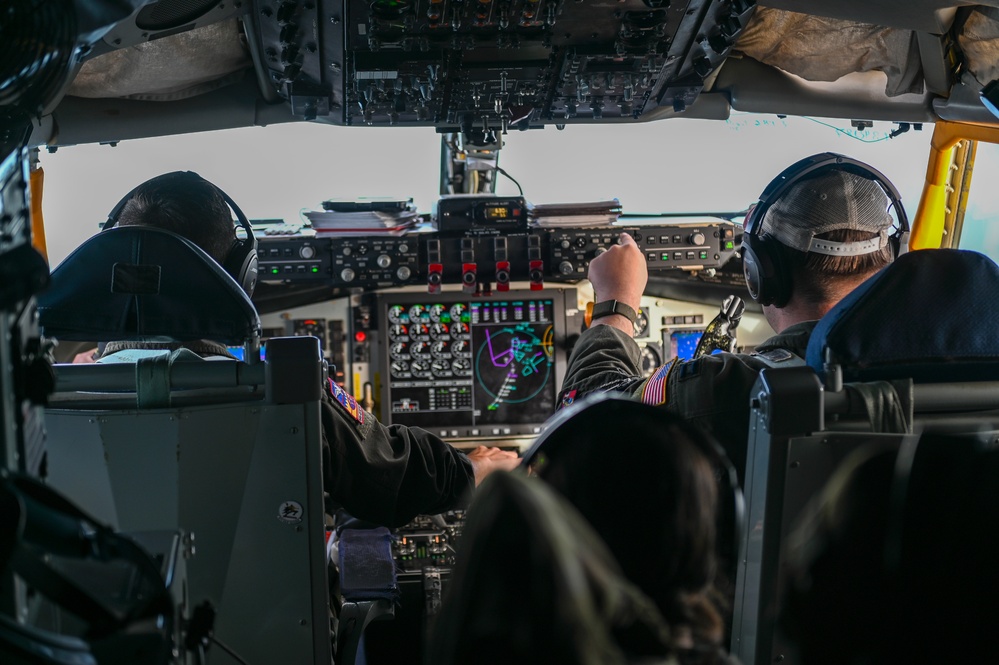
<box><xmin>590</xmin><ymin>300</ymin><xmax>638</xmax><ymax>324</ymax></box>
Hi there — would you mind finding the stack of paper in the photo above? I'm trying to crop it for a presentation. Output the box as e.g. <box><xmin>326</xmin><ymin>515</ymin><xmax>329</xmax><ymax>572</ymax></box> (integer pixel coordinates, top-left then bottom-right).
<box><xmin>528</xmin><ymin>200</ymin><xmax>622</xmax><ymax>227</ymax></box>
<box><xmin>304</xmin><ymin>203</ymin><xmax>421</xmax><ymax>236</ymax></box>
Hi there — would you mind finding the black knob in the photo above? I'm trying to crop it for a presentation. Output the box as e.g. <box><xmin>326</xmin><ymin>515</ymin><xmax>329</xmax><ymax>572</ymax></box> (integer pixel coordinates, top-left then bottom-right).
<box><xmin>558</xmin><ymin>260</ymin><xmax>574</xmax><ymax>275</ymax></box>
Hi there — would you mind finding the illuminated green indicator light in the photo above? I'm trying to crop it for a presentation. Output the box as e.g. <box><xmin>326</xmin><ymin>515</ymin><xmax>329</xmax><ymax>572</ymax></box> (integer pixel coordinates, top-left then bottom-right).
<box><xmin>724</xmin><ymin>241</ymin><xmax>735</xmax><ymax>250</ymax></box>
<box><xmin>271</xmin><ymin>267</ymin><xmax>280</xmax><ymax>274</ymax></box>
<box><xmin>699</xmin><ymin>251</ymin><xmax>708</xmax><ymax>259</ymax></box>
<box><xmin>661</xmin><ymin>253</ymin><xmax>670</xmax><ymax>261</ymax></box>
<box><xmin>311</xmin><ymin>266</ymin><xmax>319</xmax><ymax>273</ymax></box>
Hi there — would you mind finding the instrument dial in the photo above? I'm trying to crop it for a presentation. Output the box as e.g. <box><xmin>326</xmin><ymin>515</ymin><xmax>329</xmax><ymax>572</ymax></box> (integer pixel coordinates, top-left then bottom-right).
<box><xmin>450</xmin><ymin>322</ymin><xmax>470</xmax><ymax>339</ymax></box>
<box><xmin>389</xmin><ymin>324</ymin><xmax>409</xmax><ymax>340</ymax></box>
<box><xmin>387</xmin><ymin>305</ymin><xmax>408</xmax><ymax>324</ymax></box>
<box><xmin>429</xmin><ymin>304</ymin><xmax>448</xmax><ymax>322</ymax></box>
<box><xmin>410</xmin><ymin>341</ymin><xmax>432</xmax><ymax>359</ymax></box>
<box><xmin>431</xmin><ymin>359</ymin><xmax>453</xmax><ymax>377</ymax></box>
<box><xmin>452</xmin><ymin>339</ymin><xmax>471</xmax><ymax>357</ymax></box>
<box><xmin>451</xmin><ymin>358</ymin><xmax>472</xmax><ymax>376</ymax></box>
<box><xmin>432</xmin><ymin>340</ymin><xmax>451</xmax><ymax>358</ymax></box>
<box><xmin>390</xmin><ymin>360</ymin><xmax>411</xmax><ymax>378</ymax></box>
<box><xmin>410</xmin><ymin>323</ymin><xmax>430</xmax><ymax>340</ymax></box>
<box><xmin>409</xmin><ymin>304</ymin><xmax>429</xmax><ymax>321</ymax></box>
<box><xmin>430</xmin><ymin>322</ymin><xmax>451</xmax><ymax>339</ymax></box>
<box><xmin>449</xmin><ymin>303</ymin><xmax>468</xmax><ymax>321</ymax></box>
<box><xmin>633</xmin><ymin>307</ymin><xmax>650</xmax><ymax>338</ymax></box>
<box><xmin>639</xmin><ymin>343</ymin><xmax>664</xmax><ymax>378</ymax></box>
<box><xmin>390</xmin><ymin>342</ymin><xmax>409</xmax><ymax>358</ymax></box>
<box><xmin>410</xmin><ymin>360</ymin><xmax>432</xmax><ymax>378</ymax></box>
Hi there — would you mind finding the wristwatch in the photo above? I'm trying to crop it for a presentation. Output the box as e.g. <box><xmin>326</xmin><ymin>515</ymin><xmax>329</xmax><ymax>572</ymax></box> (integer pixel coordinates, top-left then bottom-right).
<box><xmin>590</xmin><ymin>299</ymin><xmax>638</xmax><ymax>324</ymax></box>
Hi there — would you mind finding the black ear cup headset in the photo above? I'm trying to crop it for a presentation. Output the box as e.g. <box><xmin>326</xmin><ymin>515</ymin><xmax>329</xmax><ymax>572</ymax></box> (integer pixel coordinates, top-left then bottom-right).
<box><xmin>102</xmin><ymin>171</ymin><xmax>259</xmax><ymax>296</ymax></box>
<box><xmin>742</xmin><ymin>152</ymin><xmax>910</xmax><ymax>308</ymax></box>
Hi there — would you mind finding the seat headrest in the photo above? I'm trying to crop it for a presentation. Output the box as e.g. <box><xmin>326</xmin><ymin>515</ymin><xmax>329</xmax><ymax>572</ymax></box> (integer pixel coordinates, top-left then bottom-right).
<box><xmin>806</xmin><ymin>249</ymin><xmax>999</xmax><ymax>383</ymax></box>
<box><xmin>38</xmin><ymin>226</ymin><xmax>260</xmax><ymax>344</ymax></box>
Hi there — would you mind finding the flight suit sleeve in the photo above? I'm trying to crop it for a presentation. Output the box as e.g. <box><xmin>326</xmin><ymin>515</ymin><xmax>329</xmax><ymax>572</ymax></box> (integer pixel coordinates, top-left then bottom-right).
<box><xmin>320</xmin><ymin>380</ymin><xmax>475</xmax><ymax>528</ymax></box>
<box><xmin>558</xmin><ymin>325</ymin><xmax>649</xmax><ymax>406</ymax></box>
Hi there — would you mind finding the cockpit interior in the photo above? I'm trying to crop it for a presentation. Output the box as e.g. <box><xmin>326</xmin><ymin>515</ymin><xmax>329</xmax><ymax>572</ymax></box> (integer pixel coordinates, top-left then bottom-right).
<box><xmin>4</xmin><ymin>1</ymin><xmax>999</xmax><ymax>664</ymax></box>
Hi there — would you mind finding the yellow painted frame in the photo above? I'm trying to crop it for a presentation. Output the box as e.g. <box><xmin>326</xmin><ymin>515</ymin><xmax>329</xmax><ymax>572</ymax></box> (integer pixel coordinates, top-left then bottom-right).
<box><xmin>912</xmin><ymin>121</ymin><xmax>999</xmax><ymax>249</ymax></box>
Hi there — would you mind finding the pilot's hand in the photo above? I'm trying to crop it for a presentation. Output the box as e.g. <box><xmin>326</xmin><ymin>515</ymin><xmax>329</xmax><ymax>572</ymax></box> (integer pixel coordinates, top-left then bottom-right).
<box><xmin>72</xmin><ymin>347</ymin><xmax>98</xmax><ymax>364</ymax></box>
<box><xmin>587</xmin><ymin>232</ymin><xmax>647</xmax><ymax>333</ymax></box>
<box><xmin>465</xmin><ymin>446</ymin><xmax>520</xmax><ymax>486</ymax></box>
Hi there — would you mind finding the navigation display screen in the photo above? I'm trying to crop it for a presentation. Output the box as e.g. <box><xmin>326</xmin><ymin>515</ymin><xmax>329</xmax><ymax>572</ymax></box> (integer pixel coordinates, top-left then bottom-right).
<box><xmin>379</xmin><ymin>290</ymin><xmax>570</xmax><ymax>438</ymax></box>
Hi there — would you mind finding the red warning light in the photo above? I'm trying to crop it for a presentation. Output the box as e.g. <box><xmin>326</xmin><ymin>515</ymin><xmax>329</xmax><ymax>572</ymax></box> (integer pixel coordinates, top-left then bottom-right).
<box><xmin>354</xmin><ymin>331</ymin><xmax>367</xmax><ymax>343</ymax></box>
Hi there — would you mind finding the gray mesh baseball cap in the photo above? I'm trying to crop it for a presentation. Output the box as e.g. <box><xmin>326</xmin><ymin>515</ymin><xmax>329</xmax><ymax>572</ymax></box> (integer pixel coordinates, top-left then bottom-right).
<box><xmin>760</xmin><ymin>170</ymin><xmax>894</xmax><ymax>256</ymax></box>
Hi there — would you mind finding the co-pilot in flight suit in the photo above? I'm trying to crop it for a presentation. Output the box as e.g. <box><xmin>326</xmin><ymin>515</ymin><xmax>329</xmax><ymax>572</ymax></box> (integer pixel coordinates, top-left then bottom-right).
<box><xmin>321</xmin><ymin>377</ymin><xmax>474</xmax><ymax>527</ymax></box>
<box><xmin>557</xmin><ymin>321</ymin><xmax>817</xmax><ymax>483</ymax></box>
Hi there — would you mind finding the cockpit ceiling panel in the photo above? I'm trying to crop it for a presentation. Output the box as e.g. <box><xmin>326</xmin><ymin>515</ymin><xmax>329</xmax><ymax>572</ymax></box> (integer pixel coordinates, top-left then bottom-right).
<box><xmin>68</xmin><ymin>19</ymin><xmax>251</xmax><ymax>101</ymax></box>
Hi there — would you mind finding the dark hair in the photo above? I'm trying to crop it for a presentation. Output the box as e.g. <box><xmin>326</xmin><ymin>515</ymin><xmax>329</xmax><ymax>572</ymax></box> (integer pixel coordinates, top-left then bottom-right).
<box><xmin>536</xmin><ymin>400</ymin><xmax>725</xmax><ymax>645</ymax></box>
<box><xmin>116</xmin><ymin>172</ymin><xmax>234</xmax><ymax>264</ymax></box>
<box><xmin>782</xmin><ymin>228</ymin><xmax>894</xmax><ymax>303</ymax></box>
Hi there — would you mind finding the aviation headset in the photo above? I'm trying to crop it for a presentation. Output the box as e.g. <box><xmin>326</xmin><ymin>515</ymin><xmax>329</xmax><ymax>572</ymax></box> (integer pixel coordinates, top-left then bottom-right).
<box><xmin>102</xmin><ymin>171</ymin><xmax>259</xmax><ymax>296</ymax></box>
<box><xmin>742</xmin><ymin>152</ymin><xmax>909</xmax><ymax>308</ymax></box>
<box><xmin>523</xmin><ymin>394</ymin><xmax>745</xmax><ymax>579</ymax></box>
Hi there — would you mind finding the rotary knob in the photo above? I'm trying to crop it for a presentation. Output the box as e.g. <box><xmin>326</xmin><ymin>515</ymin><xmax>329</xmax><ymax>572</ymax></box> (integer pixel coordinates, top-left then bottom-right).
<box><xmin>396</xmin><ymin>266</ymin><xmax>412</xmax><ymax>280</ymax></box>
<box><xmin>560</xmin><ymin>239</ymin><xmax>571</xmax><ymax>250</ymax></box>
<box><xmin>689</xmin><ymin>232</ymin><xmax>706</xmax><ymax>246</ymax></box>
<box><xmin>377</xmin><ymin>254</ymin><xmax>392</xmax><ymax>268</ymax></box>
<box><xmin>559</xmin><ymin>260</ymin><xmax>574</xmax><ymax>275</ymax></box>
<box><xmin>340</xmin><ymin>268</ymin><xmax>356</xmax><ymax>282</ymax></box>
<box><xmin>594</xmin><ymin>247</ymin><xmax>607</xmax><ymax>257</ymax></box>
<box><xmin>299</xmin><ymin>245</ymin><xmax>316</xmax><ymax>259</ymax></box>
<box><xmin>398</xmin><ymin>243</ymin><xmax>410</xmax><ymax>253</ymax></box>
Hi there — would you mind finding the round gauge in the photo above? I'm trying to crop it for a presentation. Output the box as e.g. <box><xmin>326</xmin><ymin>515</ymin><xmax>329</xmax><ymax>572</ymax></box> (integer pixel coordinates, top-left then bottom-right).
<box><xmin>389</xmin><ymin>324</ymin><xmax>409</xmax><ymax>340</ymax></box>
<box><xmin>429</xmin><ymin>303</ymin><xmax>448</xmax><ymax>322</ymax></box>
<box><xmin>449</xmin><ymin>303</ymin><xmax>468</xmax><ymax>321</ymax></box>
<box><xmin>431</xmin><ymin>359</ymin><xmax>453</xmax><ymax>377</ymax></box>
<box><xmin>450</xmin><ymin>322</ymin><xmax>470</xmax><ymax>339</ymax></box>
<box><xmin>410</xmin><ymin>323</ymin><xmax>430</xmax><ymax>340</ymax></box>
<box><xmin>390</xmin><ymin>360</ymin><xmax>411</xmax><ymax>377</ymax></box>
<box><xmin>410</xmin><ymin>341</ymin><xmax>432</xmax><ymax>359</ymax></box>
<box><xmin>451</xmin><ymin>358</ymin><xmax>472</xmax><ymax>376</ymax></box>
<box><xmin>432</xmin><ymin>340</ymin><xmax>451</xmax><ymax>358</ymax></box>
<box><xmin>390</xmin><ymin>342</ymin><xmax>409</xmax><ymax>358</ymax></box>
<box><xmin>640</xmin><ymin>343</ymin><xmax>664</xmax><ymax>378</ymax></box>
<box><xmin>409</xmin><ymin>304</ymin><xmax>429</xmax><ymax>321</ymax></box>
<box><xmin>452</xmin><ymin>339</ymin><xmax>471</xmax><ymax>357</ymax></box>
<box><xmin>387</xmin><ymin>305</ymin><xmax>408</xmax><ymax>324</ymax></box>
<box><xmin>430</xmin><ymin>322</ymin><xmax>451</xmax><ymax>339</ymax></box>
<box><xmin>633</xmin><ymin>307</ymin><xmax>650</xmax><ymax>338</ymax></box>
<box><xmin>410</xmin><ymin>360</ymin><xmax>432</xmax><ymax>378</ymax></box>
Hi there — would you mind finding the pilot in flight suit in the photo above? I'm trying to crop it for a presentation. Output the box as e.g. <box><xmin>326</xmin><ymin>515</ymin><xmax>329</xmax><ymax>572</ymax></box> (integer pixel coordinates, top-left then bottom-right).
<box><xmin>558</xmin><ymin>155</ymin><xmax>903</xmax><ymax>482</ymax></box>
<box><xmin>98</xmin><ymin>172</ymin><xmax>518</xmax><ymax>527</ymax></box>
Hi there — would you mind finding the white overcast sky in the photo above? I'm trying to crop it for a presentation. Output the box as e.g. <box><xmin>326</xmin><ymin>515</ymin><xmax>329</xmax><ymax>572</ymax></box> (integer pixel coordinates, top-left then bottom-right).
<box><xmin>37</xmin><ymin>113</ymin><xmax>963</xmax><ymax>267</ymax></box>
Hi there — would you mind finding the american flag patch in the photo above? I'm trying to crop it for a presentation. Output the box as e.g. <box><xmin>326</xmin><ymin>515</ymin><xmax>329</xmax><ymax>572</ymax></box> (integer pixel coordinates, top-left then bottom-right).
<box><xmin>559</xmin><ymin>389</ymin><xmax>577</xmax><ymax>410</ymax></box>
<box><xmin>330</xmin><ymin>379</ymin><xmax>365</xmax><ymax>425</ymax></box>
<box><xmin>641</xmin><ymin>359</ymin><xmax>675</xmax><ymax>407</ymax></box>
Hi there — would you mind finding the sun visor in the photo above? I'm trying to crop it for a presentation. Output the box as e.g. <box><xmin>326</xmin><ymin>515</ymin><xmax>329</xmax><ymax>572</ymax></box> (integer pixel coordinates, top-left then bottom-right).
<box><xmin>68</xmin><ymin>18</ymin><xmax>251</xmax><ymax>101</ymax></box>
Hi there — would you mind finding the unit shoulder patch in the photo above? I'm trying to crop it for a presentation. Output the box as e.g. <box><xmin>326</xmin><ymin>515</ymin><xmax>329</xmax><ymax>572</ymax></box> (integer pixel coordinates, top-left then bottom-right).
<box><xmin>328</xmin><ymin>379</ymin><xmax>365</xmax><ymax>425</ymax></box>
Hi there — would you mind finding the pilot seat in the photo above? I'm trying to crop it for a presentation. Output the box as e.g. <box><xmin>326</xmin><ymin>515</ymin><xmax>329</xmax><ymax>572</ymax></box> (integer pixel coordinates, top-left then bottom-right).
<box><xmin>36</xmin><ymin>226</ymin><xmax>335</xmax><ymax>664</ymax></box>
<box><xmin>730</xmin><ymin>248</ymin><xmax>999</xmax><ymax>665</ymax></box>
